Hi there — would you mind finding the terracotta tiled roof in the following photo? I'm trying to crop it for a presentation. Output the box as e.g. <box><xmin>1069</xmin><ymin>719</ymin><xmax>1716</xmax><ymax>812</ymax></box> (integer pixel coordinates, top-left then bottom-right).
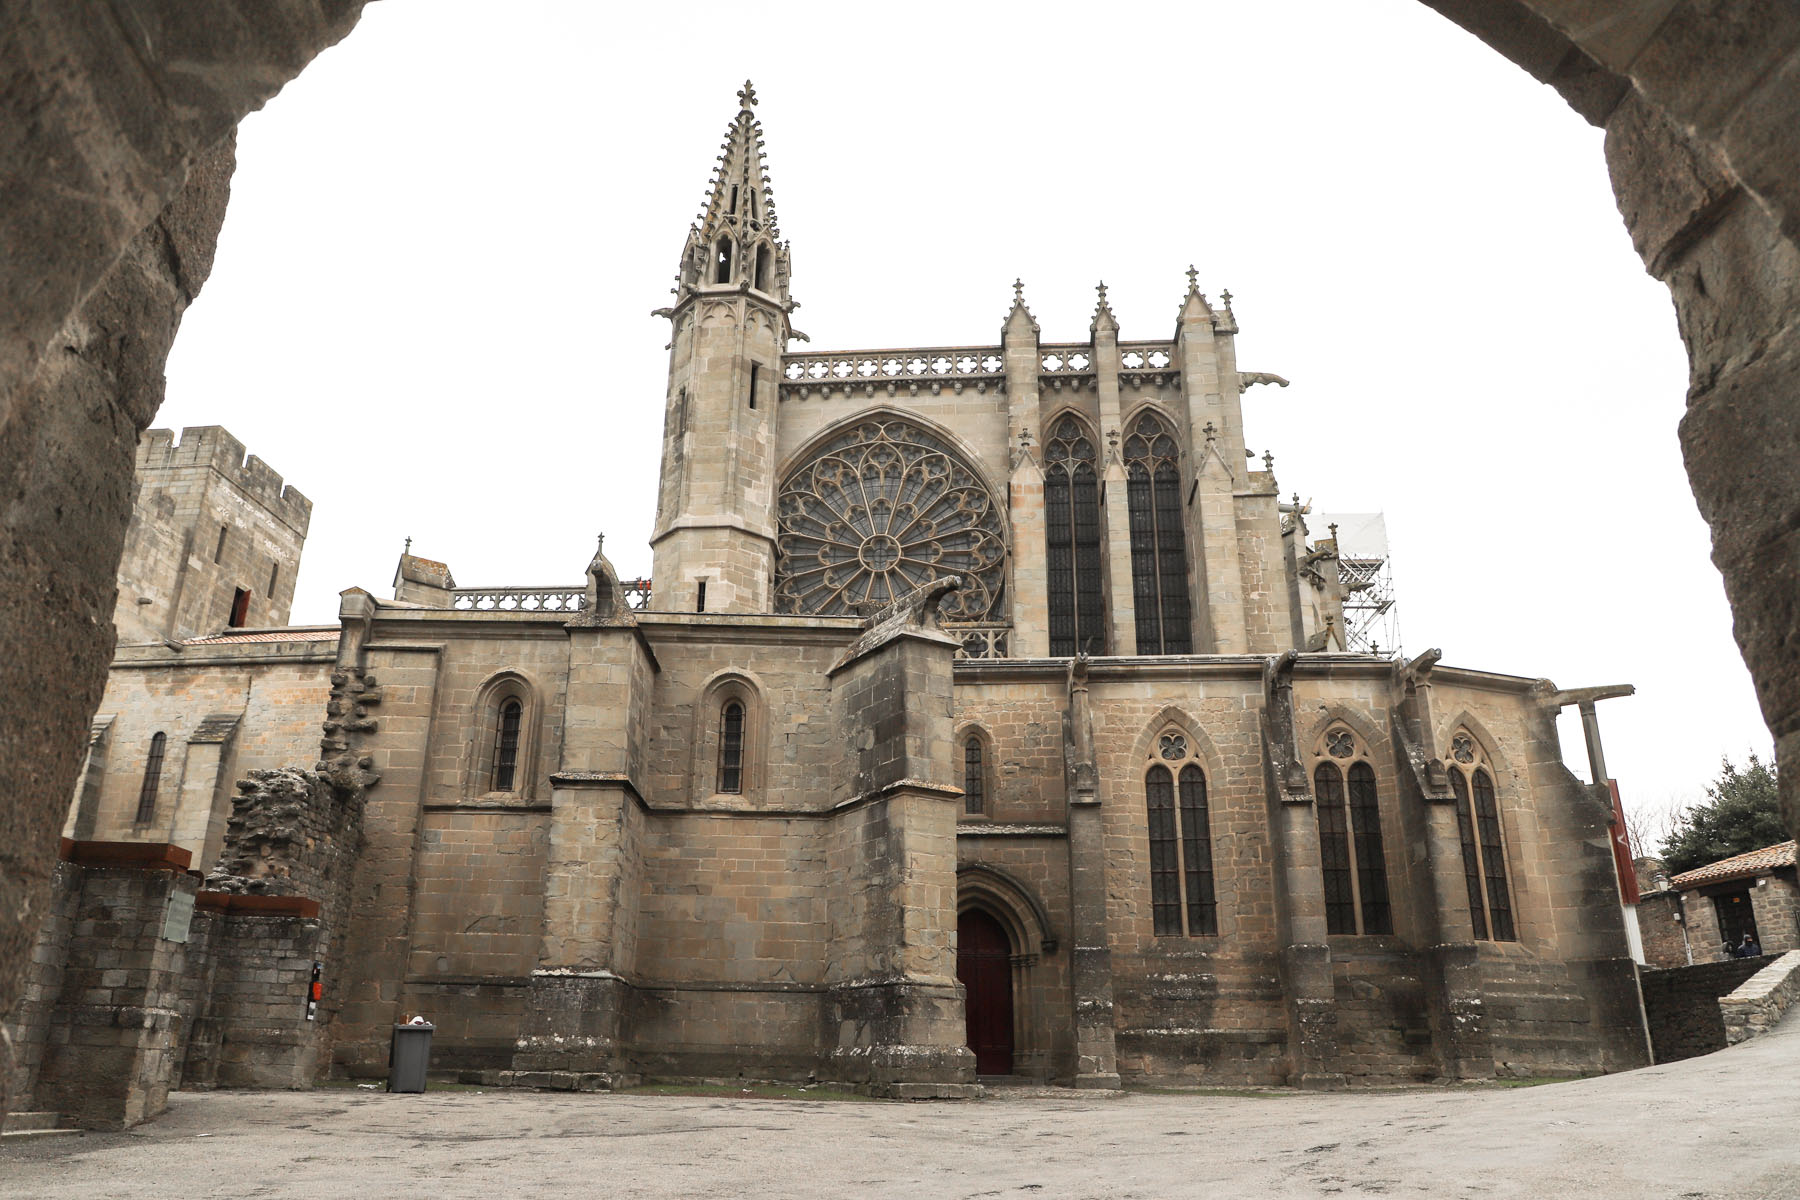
<box><xmin>183</xmin><ymin>627</ymin><xmax>339</xmax><ymax>644</ymax></box>
<box><xmin>1670</xmin><ymin>840</ymin><xmax>1797</xmax><ymax>890</ymax></box>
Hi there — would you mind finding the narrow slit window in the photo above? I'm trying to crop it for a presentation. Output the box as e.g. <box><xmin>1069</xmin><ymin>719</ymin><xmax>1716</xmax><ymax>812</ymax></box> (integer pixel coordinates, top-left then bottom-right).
<box><xmin>268</xmin><ymin>561</ymin><xmax>280</xmax><ymax>599</ymax></box>
<box><xmin>697</xmin><ymin>580</ymin><xmax>707</xmax><ymax>613</ymax></box>
<box><xmin>136</xmin><ymin>732</ymin><xmax>166</xmax><ymax>824</ymax></box>
<box><xmin>755</xmin><ymin>243</ymin><xmax>772</xmax><ymax>291</ymax></box>
<box><xmin>493</xmin><ymin>699</ymin><xmax>523</xmax><ymax>792</ymax></box>
<box><xmin>228</xmin><ymin>587</ymin><xmax>251</xmax><ymax>628</ymax></box>
<box><xmin>963</xmin><ymin>736</ymin><xmax>985</xmax><ymax>816</ymax></box>
<box><xmin>1145</xmin><ymin>764</ymin><xmax>1182</xmax><ymax>936</ymax></box>
<box><xmin>1177</xmin><ymin>764</ymin><xmax>1217</xmax><ymax>935</ymax></box>
<box><xmin>719</xmin><ymin>701</ymin><xmax>745</xmax><ymax>793</ymax></box>
<box><xmin>748</xmin><ymin>362</ymin><xmax>759</xmax><ymax>410</ymax></box>
<box><xmin>214</xmin><ymin>525</ymin><xmax>228</xmax><ymax>563</ymax></box>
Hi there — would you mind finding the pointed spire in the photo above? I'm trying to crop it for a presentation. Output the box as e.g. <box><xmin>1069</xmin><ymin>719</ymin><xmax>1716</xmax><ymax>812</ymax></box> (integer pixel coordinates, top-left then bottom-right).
<box><xmin>1005</xmin><ymin>277</ymin><xmax>1039</xmax><ymax>337</ymax></box>
<box><xmin>675</xmin><ymin>82</ymin><xmax>791</xmax><ymax>305</ymax></box>
<box><xmin>1178</xmin><ymin>263</ymin><xmax>1214</xmax><ymax>322</ymax></box>
<box><xmin>1090</xmin><ymin>280</ymin><xmax>1118</xmax><ymax>337</ymax></box>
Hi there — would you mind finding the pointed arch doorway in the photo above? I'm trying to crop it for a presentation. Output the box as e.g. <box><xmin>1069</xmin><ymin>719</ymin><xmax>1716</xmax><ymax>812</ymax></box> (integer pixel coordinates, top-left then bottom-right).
<box><xmin>957</xmin><ymin>907</ymin><xmax>1014</xmax><ymax>1075</ymax></box>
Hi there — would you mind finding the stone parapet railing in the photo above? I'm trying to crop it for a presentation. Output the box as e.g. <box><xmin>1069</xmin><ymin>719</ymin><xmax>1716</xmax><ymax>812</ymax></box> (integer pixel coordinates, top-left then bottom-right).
<box><xmin>449</xmin><ymin>579</ymin><xmax>651</xmax><ymax>614</ymax></box>
<box><xmin>945</xmin><ymin>622</ymin><xmax>1009</xmax><ymax>660</ymax></box>
<box><xmin>1721</xmin><ymin>950</ymin><xmax>1800</xmax><ymax>1046</ymax></box>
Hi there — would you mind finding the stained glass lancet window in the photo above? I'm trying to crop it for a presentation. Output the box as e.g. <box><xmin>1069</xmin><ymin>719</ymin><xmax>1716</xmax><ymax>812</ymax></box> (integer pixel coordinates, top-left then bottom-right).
<box><xmin>1044</xmin><ymin>416</ymin><xmax>1104</xmax><ymax>656</ymax></box>
<box><xmin>1312</xmin><ymin>727</ymin><xmax>1392</xmax><ymax>935</ymax></box>
<box><xmin>1145</xmin><ymin>730</ymin><xmax>1217</xmax><ymax>937</ymax></box>
<box><xmin>1124</xmin><ymin>413</ymin><xmax>1191</xmax><ymax>654</ymax></box>
<box><xmin>774</xmin><ymin>418</ymin><xmax>1005</xmax><ymax>620</ymax></box>
<box><xmin>1447</xmin><ymin>731</ymin><xmax>1515</xmax><ymax>941</ymax></box>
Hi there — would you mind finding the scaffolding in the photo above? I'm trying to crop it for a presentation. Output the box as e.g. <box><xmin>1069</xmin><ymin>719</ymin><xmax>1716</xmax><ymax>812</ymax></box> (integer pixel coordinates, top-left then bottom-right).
<box><xmin>1318</xmin><ymin>512</ymin><xmax>1401</xmax><ymax>656</ymax></box>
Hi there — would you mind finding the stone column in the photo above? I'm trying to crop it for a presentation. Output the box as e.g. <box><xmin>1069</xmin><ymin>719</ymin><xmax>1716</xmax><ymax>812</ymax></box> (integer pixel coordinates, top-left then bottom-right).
<box><xmin>1262</xmin><ymin>652</ymin><xmax>1342</xmax><ymax>1087</ymax></box>
<box><xmin>516</xmin><ymin>551</ymin><xmax>654</xmax><ymax>1090</ymax></box>
<box><xmin>1003</xmin><ymin>287</ymin><xmax>1049</xmax><ymax>657</ymax></box>
<box><xmin>1390</xmin><ymin>651</ymin><xmax>1494</xmax><ymax>1079</ymax></box>
<box><xmin>1064</xmin><ymin>657</ymin><xmax>1120</xmax><ymax>1087</ymax></box>
<box><xmin>1176</xmin><ymin>282</ymin><xmax>1248</xmax><ymax>653</ymax></box>
<box><xmin>1092</xmin><ymin>290</ymin><xmax>1137</xmax><ymax>655</ymax></box>
<box><xmin>822</xmin><ymin>580</ymin><xmax>978</xmax><ymax>1097</ymax></box>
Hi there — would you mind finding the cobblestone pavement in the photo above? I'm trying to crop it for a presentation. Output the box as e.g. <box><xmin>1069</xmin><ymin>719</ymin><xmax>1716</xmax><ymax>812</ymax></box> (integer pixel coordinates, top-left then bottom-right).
<box><xmin>5</xmin><ymin>1013</ymin><xmax>1796</xmax><ymax>1199</ymax></box>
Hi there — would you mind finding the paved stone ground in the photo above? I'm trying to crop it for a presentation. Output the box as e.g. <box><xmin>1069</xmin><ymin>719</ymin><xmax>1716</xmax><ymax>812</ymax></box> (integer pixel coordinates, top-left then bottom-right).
<box><xmin>5</xmin><ymin>1013</ymin><xmax>1796</xmax><ymax>1199</ymax></box>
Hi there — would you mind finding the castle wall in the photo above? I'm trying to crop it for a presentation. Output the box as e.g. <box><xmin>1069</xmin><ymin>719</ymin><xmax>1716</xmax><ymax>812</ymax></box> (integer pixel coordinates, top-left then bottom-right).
<box><xmin>116</xmin><ymin>427</ymin><xmax>310</xmax><ymax>644</ymax></box>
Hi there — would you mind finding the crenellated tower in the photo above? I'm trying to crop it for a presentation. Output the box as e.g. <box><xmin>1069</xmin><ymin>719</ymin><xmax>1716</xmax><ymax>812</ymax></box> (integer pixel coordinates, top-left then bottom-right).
<box><xmin>651</xmin><ymin>81</ymin><xmax>795</xmax><ymax>613</ymax></box>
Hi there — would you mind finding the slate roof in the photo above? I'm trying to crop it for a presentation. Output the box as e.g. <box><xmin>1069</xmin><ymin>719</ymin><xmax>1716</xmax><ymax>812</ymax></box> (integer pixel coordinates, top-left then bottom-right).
<box><xmin>1670</xmin><ymin>840</ymin><xmax>1797</xmax><ymax>890</ymax></box>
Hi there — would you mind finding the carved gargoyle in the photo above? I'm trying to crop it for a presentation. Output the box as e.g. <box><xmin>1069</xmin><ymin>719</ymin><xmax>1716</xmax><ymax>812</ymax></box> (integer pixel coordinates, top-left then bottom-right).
<box><xmin>1239</xmin><ymin>372</ymin><xmax>1290</xmax><ymax>392</ymax></box>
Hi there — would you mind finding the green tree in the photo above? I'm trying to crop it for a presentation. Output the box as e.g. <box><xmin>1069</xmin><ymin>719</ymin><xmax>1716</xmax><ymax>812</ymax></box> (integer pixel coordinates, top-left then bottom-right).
<box><xmin>1659</xmin><ymin>753</ymin><xmax>1786</xmax><ymax>875</ymax></box>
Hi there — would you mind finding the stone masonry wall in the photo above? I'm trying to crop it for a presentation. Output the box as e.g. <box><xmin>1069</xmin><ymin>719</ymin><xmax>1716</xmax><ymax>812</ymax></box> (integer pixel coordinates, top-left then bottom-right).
<box><xmin>2</xmin><ymin>860</ymin><xmax>80</xmax><ymax>1109</ymax></box>
<box><xmin>76</xmin><ymin>644</ymin><xmax>335</xmax><ymax>869</ymax></box>
<box><xmin>1641</xmin><ymin>956</ymin><xmax>1773</xmax><ymax>1064</ymax></box>
<box><xmin>1721</xmin><ymin>949</ymin><xmax>1800</xmax><ymax>1046</ymax></box>
<box><xmin>114</xmin><ymin>426</ymin><xmax>310</xmax><ymax>645</ymax></box>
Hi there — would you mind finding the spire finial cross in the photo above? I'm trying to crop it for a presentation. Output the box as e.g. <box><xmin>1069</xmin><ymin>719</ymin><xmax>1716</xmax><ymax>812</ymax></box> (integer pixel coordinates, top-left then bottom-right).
<box><xmin>1096</xmin><ymin>280</ymin><xmax>1108</xmax><ymax>304</ymax></box>
<box><xmin>1186</xmin><ymin>264</ymin><xmax>1199</xmax><ymax>290</ymax></box>
<box><xmin>404</xmin><ymin>536</ymin><xmax>412</xmax><ymax>555</ymax></box>
<box><xmin>738</xmin><ymin>80</ymin><xmax>758</xmax><ymax>111</ymax></box>
<box><xmin>1013</xmin><ymin>278</ymin><xmax>1025</xmax><ymax>304</ymax></box>
<box><xmin>1221</xmin><ymin>287</ymin><xmax>1233</xmax><ymax>306</ymax></box>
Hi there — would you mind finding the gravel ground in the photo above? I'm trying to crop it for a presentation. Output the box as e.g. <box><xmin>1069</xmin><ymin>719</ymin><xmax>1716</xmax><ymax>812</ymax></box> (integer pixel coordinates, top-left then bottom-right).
<box><xmin>5</xmin><ymin>1012</ymin><xmax>1796</xmax><ymax>1200</ymax></box>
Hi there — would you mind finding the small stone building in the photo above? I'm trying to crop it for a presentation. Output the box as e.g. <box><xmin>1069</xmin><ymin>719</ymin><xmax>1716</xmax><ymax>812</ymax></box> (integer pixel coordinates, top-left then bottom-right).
<box><xmin>10</xmin><ymin>84</ymin><xmax>1652</xmax><ymax>1116</ymax></box>
<box><xmin>1636</xmin><ymin>842</ymin><xmax>1800</xmax><ymax>969</ymax></box>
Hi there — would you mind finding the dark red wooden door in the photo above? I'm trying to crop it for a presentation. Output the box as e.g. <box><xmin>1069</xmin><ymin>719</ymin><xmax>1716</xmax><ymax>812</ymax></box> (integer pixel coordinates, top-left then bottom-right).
<box><xmin>957</xmin><ymin>908</ymin><xmax>1014</xmax><ymax>1075</ymax></box>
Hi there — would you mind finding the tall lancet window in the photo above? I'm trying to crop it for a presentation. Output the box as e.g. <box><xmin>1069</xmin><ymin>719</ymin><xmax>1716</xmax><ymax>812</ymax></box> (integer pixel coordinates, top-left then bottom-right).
<box><xmin>1044</xmin><ymin>416</ymin><xmax>1104</xmax><ymax>657</ymax></box>
<box><xmin>1312</xmin><ymin>726</ymin><xmax>1392</xmax><ymax>935</ymax></box>
<box><xmin>1124</xmin><ymin>413</ymin><xmax>1192</xmax><ymax>655</ymax></box>
<box><xmin>1446</xmin><ymin>731</ymin><xmax>1516</xmax><ymax>941</ymax></box>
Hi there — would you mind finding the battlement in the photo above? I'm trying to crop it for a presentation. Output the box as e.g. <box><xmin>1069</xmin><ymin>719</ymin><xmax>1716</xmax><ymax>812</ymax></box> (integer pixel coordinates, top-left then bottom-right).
<box><xmin>138</xmin><ymin>426</ymin><xmax>313</xmax><ymax>534</ymax></box>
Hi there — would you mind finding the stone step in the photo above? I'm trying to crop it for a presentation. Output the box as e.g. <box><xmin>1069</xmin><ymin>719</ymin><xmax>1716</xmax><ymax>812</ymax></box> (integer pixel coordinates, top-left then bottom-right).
<box><xmin>0</xmin><ymin>1112</ymin><xmax>63</xmax><ymax>1133</ymax></box>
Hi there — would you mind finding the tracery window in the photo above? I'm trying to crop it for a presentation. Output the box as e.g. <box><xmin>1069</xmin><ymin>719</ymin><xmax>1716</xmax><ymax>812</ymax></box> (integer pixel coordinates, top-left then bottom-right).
<box><xmin>1123</xmin><ymin>413</ymin><xmax>1191</xmax><ymax>655</ymax></box>
<box><xmin>135</xmin><ymin>732</ymin><xmax>166</xmax><ymax>824</ymax></box>
<box><xmin>1144</xmin><ymin>731</ymin><xmax>1217</xmax><ymax>937</ymax></box>
<box><xmin>719</xmin><ymin>701</ymin><xmax>745</xmax><ymax>793</ymax></box>
<box><xmin>774</xmin><ymin>418</ymin><xmax>1005</xmax><ymax>620</ymax></box>
<box><xmin>492</xmin><ymin>699</ymin><xmax>523</xmax><ymax>792</ymax></box>
<box><xmin>1311</xmin><ymin>725</ymin><xmax>1392</xmax><ymax>935</ymax></box>
<box><xmin>962</xmin><ymin>733</ymin><xmax>986</xmax><ymax>817</ymax></box>
<box><xmin>1446</xmin><ymin>731</ymin><xmax>1515</xmax><ymax>940</ymax></box>
<box><xmin>1044</xmin><ymin>415</ymin><xmax>1104</xmax><ymax>656</ymax></box>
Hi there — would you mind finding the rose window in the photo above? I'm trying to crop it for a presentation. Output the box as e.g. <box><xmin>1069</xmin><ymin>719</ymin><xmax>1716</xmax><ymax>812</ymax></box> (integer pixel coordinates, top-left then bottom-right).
<box><xmin>775</xmin><ymin>418</ymin><xmax>1006</xmax><ymax>619</ymax></box>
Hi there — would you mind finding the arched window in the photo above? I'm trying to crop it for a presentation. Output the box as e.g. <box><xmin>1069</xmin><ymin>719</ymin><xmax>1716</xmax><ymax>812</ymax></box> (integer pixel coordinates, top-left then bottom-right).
<box><xmin>1123</xmin><ymin>413</ymin><xmax>1191</xmax><ymax>654</ymax></box>
<box><xmin>135</xmin><ymin>732</ymin><xmax>166</xmax><ymax>824</ymax></box>
<box><xmin>1312</xmin><ymin>726</ymin><xmax>1393</xmax><ymax>935</ymax></box>
<box><xmin>963</xmin><ymin>734</ymin><xmax>986</xmax><ymax>817</ymax></box>
<box><xmin>774</xmin><ymin>417</ymin><xmax>1005</xmax><ymax>620</ymax></box>
<box><xmin>1145</xmin><ymin>731</ymin><xmax>1217</xmax><ymax>936</ymax></box>
<box><xmin>713</xmin><ymin>236</ymin><xmax>733</xmax><ymax>284</ymax></box>
<box><xmin>1044</xmin><ymin>416</ymin><xmax>1104</xmax><ymax>656</ymax></box>
<box><xmin>719</xmin><ymin>701</ymin><xmax>745</xmax><ymax>793</ymax></box>
<box><xmin>1446</xmin><ymin>732</ymin><xmax>1516</xmax><ymax>941</ymax></box>
<box><xmin>754</xmin><ymin>243</ymin><xmax>773</xmax><ymax>291</ymax></box>
<box><xmin>492</xmin><ymin>699</ymin><xmax>523</xmax><ymax>792</ymax></box>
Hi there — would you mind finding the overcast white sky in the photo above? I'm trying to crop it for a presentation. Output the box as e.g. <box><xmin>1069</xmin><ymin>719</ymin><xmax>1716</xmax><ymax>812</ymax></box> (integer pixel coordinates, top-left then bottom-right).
<box><xmin>159</xmin><ymin>0</ymin><xmax>1769</xmax><ymax>834</ymax></box>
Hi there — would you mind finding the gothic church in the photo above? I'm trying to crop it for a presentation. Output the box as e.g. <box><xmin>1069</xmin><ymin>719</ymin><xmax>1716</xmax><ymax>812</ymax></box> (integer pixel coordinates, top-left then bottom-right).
<box><xmin>14</xmin><ymin>84</ymin><xmax>1649</xmax><ymax>1110</ymax></box>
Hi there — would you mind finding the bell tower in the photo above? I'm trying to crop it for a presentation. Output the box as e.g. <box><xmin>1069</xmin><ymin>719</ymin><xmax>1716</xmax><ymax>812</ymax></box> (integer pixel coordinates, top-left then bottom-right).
<box><xmin>651</xmin><ymin>81</ymin><xmax>795</xmax><ymax>613</ymax></box>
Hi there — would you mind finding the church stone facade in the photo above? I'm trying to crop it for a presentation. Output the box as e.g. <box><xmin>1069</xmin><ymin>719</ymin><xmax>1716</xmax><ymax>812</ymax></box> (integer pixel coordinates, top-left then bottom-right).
<box><xmin>16</xmin><ymin>84</ymin><xmax>1651</xmax><ymax>1110</ymax></box>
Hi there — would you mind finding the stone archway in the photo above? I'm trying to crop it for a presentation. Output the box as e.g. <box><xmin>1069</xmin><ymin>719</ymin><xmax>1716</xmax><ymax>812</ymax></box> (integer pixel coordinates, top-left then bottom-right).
<box><xmin>4</xmin><ymin>2</ymin><xmax>1799</xmax><ymax>1112</ymax></box>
